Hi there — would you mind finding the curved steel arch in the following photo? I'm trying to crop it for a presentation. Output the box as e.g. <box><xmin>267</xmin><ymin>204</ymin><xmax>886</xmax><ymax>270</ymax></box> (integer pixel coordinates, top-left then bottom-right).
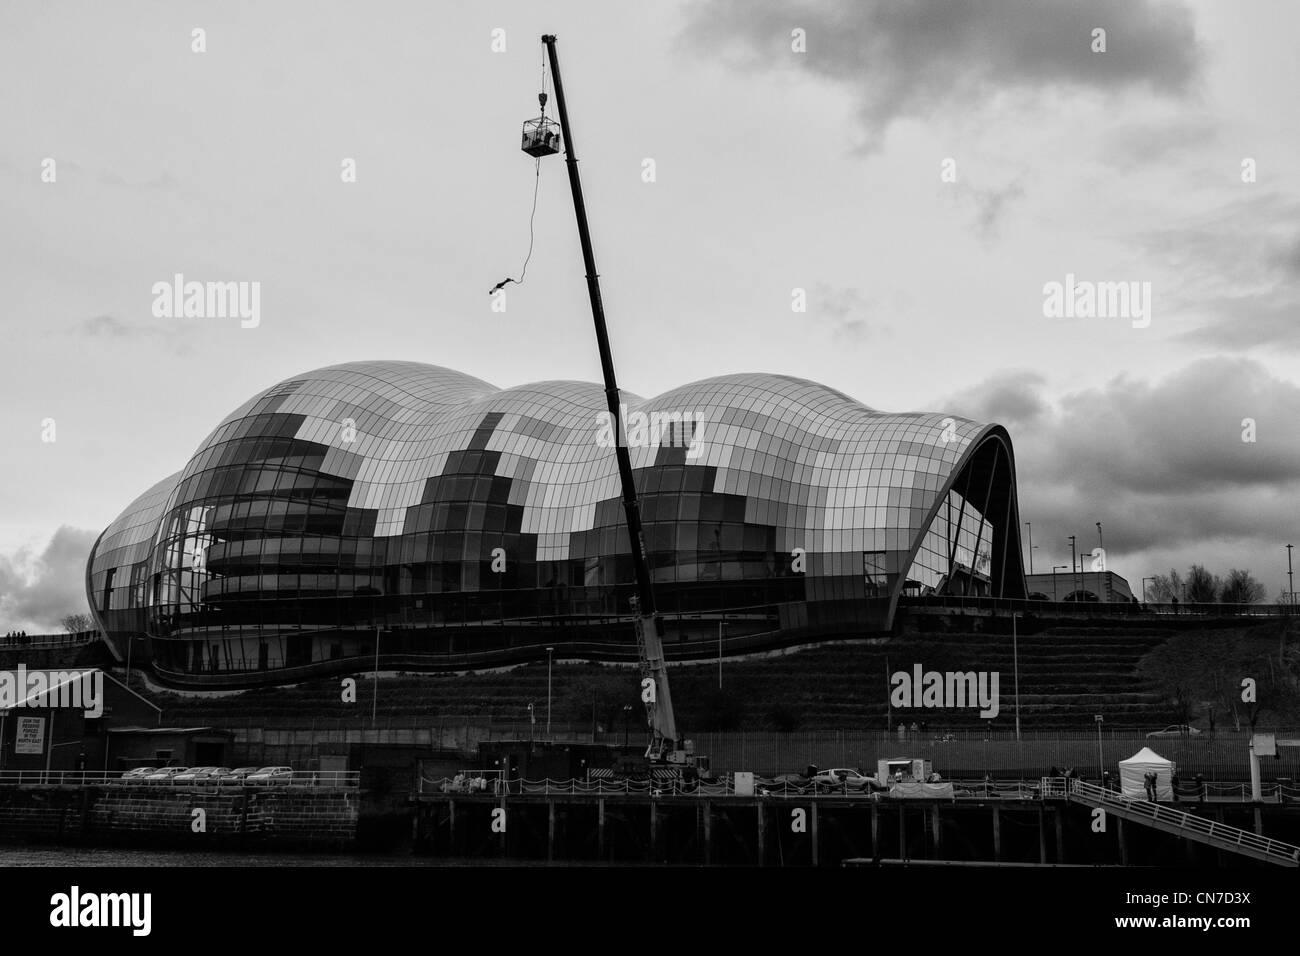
<box><xmin>884</xmin><ymin>423</ymin><xmax>1027</xmax><ymax>626</ymax></box>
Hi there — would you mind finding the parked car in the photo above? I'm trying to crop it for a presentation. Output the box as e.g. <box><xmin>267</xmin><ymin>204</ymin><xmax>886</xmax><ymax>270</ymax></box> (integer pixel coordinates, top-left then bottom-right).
<box><xmin>1147</xmin><ymin>725</ymin><xmax>1202</xmax><ymax>738</ymax></box>
<box><xmin>218</xmin><ymin>767</ymin><xmax>262</xmax><ymax>786</ymax></box>
<box><xmin>144</xmin><ymin>767</ymin><xmax>189</xmax><ymax>785</ymax></box>
<box><xmin>118</xmin><ymin>767</ymin><xmax>158</xmax><ymax>785</ymax></box>
<box><xmin>811</xmin><ymin>768</ymin><xmax>878</xmax><ymax>791</ymax></box>
<box><xmin>174</xmin><ymin>767</ymin><xmax>229</xmax><ymax>784</ymax></box>
<box><xmin>246</xmin><ymin>766</ymin><xmax>294</xmax><ymax>786</ymax></box>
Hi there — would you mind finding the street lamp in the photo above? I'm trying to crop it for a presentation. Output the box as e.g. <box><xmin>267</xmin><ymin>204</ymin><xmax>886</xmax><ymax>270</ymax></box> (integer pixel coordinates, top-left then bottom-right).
<box><xmin>1053</xmin><ymin>565</ymin><xmax>1068</xmax><ymax>602</ymax></box>
<box><xmin>546</xmin><ymin>646</ymin><xmax>554</xmax><ymax>738</ymax></box>
<box><xmin>717</xmin><ymin>618</ymin><xmax>725</xmax><ymax>689</ymax></box>
<box><xmin>621</xmin><ymin>703</ymin><xmax>633</xmax><ymax>753</ymax></box>
<box><xmin>1068</xmin><ymin>536</ymin><xmax>1078</xmax><ymax>599</ymax></box>
<box><xmin>1288</xmin><ymin>545</ymin><xmax>1295</xmax><ymax>609</ymax></box>
<box><xmin>1095</xmin><ymin>714</ymin><xmax>1104</xmax><ymax>782</ymax></box>
<box><xmin>1096</xmin><ymin>522</ymin><xmax>1103</xmax><ymax>553</ymax></box>
<box><xmin>371</xmin><ymin>625</ymin><xmax>382</xmax><ymax>728</ymax></box>
<box><xmin>1011</xmin><ymin>612</ymin><xmax>1021</xmax><ymax>742</ymax></box>
<box><xmin>1024</xmin><ymin>522</ymin><xmax>1033</xmax><ymax>574</ymax></box>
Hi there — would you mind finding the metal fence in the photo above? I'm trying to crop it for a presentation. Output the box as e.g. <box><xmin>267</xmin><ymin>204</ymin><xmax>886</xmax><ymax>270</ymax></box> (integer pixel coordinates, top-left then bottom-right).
<box><xmin>0</xmin><ymin>769</ymin><xmax>359</xmax><ymax>789</ymax></box>
<box><xmin>414</xmin><ymin>773</ymin><xmax>1300</xmax><ymax>803</ymax></box>
<box><xmin>222</xmin><ymin>722</ymin><xmax>1300</xmax><ymax>780</ymax></box>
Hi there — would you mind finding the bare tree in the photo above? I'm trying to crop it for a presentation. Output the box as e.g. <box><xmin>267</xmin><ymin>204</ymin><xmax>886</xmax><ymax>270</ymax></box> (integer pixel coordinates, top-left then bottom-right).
<box><xmin>1220</xmin><ymin>569</ymin><xmax>1265</xmax><ymax>605</ymax></box>
<box><xmin>1186</xmin><ymin>565</ymin><xmax>1221</xmax><ymax>604</ymax></box>
<box><xmin>1147</xmin><ymin>569</ymin><xmax>1184</xmax><ymax>603</ymax></box>
<box><xmin>60</xmin><ymin>612</ymin><xmax>93</xmax><ymax>633</ymax></box>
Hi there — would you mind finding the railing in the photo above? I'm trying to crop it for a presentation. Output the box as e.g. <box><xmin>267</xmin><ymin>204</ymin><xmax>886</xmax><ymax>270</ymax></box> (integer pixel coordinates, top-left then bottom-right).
<box><xmin>414</xmin><ymin>772</ymin><xmax>1299</xmax><ymax>803</ymax></box>
<box><xmin>1059</xmin><ymin>777</ymin><xmax>1300</xmax><ymax>865</ymax></box>
<box><xmin>898</xmin><ymin>595</ymin><xmax>1295</xmax><ymax>618</ymax></box>
<box><xmin>0</xmin><ymin>769</ymin><xmax>359</xmax><ymax>789</ymax></box>
<box><xmin>0</xmin><ymin>630</ymin><xmax>101</xmax><ymax>650</ymax></box>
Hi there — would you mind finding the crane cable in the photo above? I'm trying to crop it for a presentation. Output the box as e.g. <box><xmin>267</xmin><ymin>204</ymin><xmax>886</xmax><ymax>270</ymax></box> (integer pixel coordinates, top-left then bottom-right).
<box><xmin>489</xmin><ymin>48</ymin><xmax>548</xmax><ymax>296</ymax></box>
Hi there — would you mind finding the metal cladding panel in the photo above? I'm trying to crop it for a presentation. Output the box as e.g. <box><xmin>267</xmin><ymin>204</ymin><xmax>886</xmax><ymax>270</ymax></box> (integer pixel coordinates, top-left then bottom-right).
<box><xmin>86</xmin><ymin>360</ymin><xmax>1025</xmax><ymax>677</ymax></box>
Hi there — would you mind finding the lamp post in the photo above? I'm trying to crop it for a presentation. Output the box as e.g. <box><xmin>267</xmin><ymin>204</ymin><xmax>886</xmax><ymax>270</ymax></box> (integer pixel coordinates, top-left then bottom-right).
<box><xmin>1053</xmin><ymin>565</ymin><xmax>1068</xmax><ymax>602</ymax></box>
<box><xmin>371</xmin><ymin>625</ymin><xmax>381</xmax><ymax>729</ymax></box>
<box><xmin>1024</xmin><ymin>522</ymin><xmax>1033</xmax><ymax>574</ymax></box>
<box><xmin>1095</xmin><ymin>714</ymin><xmax>1104</xmax><ymax>782</ymax></box>
<box><xmin>546</xmin><ymin>646</ymin><xmax>554</xmax><ymax>738</ymax></box>
<box><xmin>1011</xmin><ymin>612</ymin><xmax>1021</xmax><ymax>742</ymax></box>
<box><xmin>717</xmin><ymin>618</ymin><xmax>724</xmax><ymax>689</ymax></box>
<box><xmin>1096</xmin><ymin>522</ymin><xmax>1103</xmax><ymax>553</ymax></box>
<box><xmin>621</xmin><ymin>704</ymin><xmax>632</xmax><ymax>753</ymax></box>
<box><xmin>1068</xmin><ymin>536</ymin><xmax>1078</xmax><ymax>599</ymax></box>
<box><xmin>1288</xmin><ymin>544</ymin><xmax>1294</xmax><ymax>609</ymax></box>
<box><xmin>1031</xmin><ymin>545</ymin><xmax>1039</xmax><ymax>577</ymax></box>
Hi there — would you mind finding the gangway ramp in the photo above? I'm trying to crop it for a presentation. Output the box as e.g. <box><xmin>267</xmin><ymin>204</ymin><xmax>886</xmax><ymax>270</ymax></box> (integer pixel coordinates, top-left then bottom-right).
<box><xmin>1044</xmin><ymin>777</ymin><xmax>1299</xmax><ymax>867</ymax></box>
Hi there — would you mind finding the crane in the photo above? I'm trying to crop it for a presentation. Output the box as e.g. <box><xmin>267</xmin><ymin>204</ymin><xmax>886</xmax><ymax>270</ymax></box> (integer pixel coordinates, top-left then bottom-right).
<box><xmin>521</xmin><ymin>35</ymin><xmax>702</xmax><ymax>773</ymax></box>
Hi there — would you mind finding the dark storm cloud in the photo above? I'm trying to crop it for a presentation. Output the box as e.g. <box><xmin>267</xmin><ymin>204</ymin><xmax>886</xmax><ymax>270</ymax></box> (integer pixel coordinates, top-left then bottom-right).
<box><xmin>937</xmin><ymin>358</ymin><xmax>1300</xmax><ymax>556</ymax></box>
<box><xmin>683</xmin><ymin>0</ymin><xmax>1202</xmax><ymax>145</ymax></box>
<box><xmin>0</xmin><ymin>526</ymin><xmax>98</xmax><ymax>632</ymax></box>
<box><xmin>943</xmin><ymin>369</ymin><xmax>1049</xmax><ymax>430</ymax></box>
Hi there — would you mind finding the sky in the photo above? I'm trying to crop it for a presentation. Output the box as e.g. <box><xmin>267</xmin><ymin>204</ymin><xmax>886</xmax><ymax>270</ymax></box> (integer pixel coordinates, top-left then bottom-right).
<box><xmin>1</xmin><ymin>0</ymin><xmax>1298</xmax><ymax>630</ymax></box>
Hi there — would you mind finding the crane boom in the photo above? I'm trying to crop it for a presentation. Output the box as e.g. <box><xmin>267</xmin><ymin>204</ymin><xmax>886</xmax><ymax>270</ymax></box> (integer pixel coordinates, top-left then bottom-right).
<box><xmin>541</xmin><ymin>34</ymin><xmax>679</xmax><ymax>759</ymax></box>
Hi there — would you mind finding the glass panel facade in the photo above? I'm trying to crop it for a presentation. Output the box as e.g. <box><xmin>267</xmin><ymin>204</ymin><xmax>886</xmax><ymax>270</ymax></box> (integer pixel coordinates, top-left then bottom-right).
<box><xmin>87</xmin><ymin>361</ymin><xmax>1025</xmax><ymax>683</ymax></box>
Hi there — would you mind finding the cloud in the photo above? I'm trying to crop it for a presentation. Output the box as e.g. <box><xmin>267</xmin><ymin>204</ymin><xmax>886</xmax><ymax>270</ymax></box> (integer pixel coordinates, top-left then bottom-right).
<box><xmin>71</xmin><ymin>313</ymin><xmax>193</xmax><ymax>353</ymax></box>
<box><xmin>0</xmin><ymin>526</ymin><xmax>99</xmax><ymax>633</ymax></box>
<box><xmin>684</xmin><ymin>0</ymin><xmax>1202</xmax><ymax>147</ymax></box>
<box><xmin>812</xmin><ymin>284</ymin><xmax>883</xmax><ymax>344</ymax></box>
<box><xmin>968</xmin><ymin>177</ymin><xmax>1026</xmax><ymax>239</ymax></box>
<box><xmin>1101</xmin><ymin>114</ymin><xmax>1219</xmax><ymax>170</ymax></box>
<box><xmin>944</xmin><ymin>369</ymin><xmax>1049</xmax><ymax>430</ymax></box>
<box><xmin>936</xmin><ymin>358</ymin><xmax>1300</xmax><ymax>564</ymax></box>
<box><xmin>1133</xmin><ymin>194</ymin><xmax>1300</xmax><ymax>350</ymax></box>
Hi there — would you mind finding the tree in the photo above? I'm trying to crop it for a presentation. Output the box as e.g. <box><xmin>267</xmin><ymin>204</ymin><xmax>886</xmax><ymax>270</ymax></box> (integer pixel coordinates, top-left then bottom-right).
<box><xmin>1147</xmin><ymin>569</ymin><xmax>1184</xmax><ymax>603</ymax></box>
<box><xmin>1220</xmin><ymin>569</ymin><xmax>1266</xmax><ymax>605</ymax></box>
<box><xmin>1185</xmin><ymin>565</ymin><xmax>1221</xmax><ymax>603</ymax></box>
<box><xmin>60</xmin><ymin>612</ymin><xmax>93</xmax><ymax>634</ymax></box>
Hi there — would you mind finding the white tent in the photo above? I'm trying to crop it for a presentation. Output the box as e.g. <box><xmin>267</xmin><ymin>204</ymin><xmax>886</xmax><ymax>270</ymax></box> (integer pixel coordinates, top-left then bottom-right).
<box><xmin>1118</xmin><ymin>747</ymin><xmax>1176</xmax><ymax>800</ymax></box>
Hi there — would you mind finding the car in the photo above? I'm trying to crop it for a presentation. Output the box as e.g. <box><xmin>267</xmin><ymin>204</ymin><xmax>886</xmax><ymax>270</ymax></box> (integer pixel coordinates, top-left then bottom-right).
<box><xmin>1147</xmin><ymin>725</ymin><xmax>1202</xmax><ymax>738</ymax></box>
<box><xmin>144</xmin><ymin>767</ymin><xmax>189</xmax><ymax>785</ymax></box>
<box><xmin>811</xmin><ymin>768</ymin><xmax>878</xmax><ymax>792</ymax></box>
<box><xmin>117</xmin><ymin>767</ymin><xmax>159</xmax><ymax>785</ymax></box>
<box><xmin>218</xmin><ymin>767</ymin><xmax>261</xmax><ymax>786</ymax></box>
<box><xmin>246</xmin><ymin>766</ymin><xmax>294</xmax><ymax>786</ymax></box>
<box><xmin>174</xmin><ymin>767</ymin><xmax>230</xmax><ymax>784</ymax></box>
